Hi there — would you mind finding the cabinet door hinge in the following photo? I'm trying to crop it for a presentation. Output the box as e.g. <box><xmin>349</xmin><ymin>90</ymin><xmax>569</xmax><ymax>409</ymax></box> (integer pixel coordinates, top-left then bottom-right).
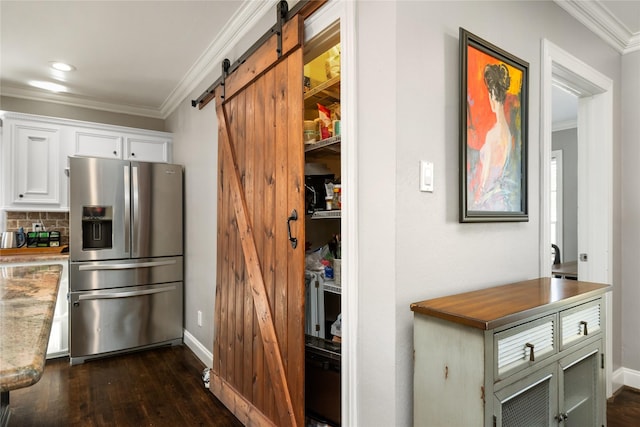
<box><xmin>315</xmin><ymin>324</ymin><xmax>320</xmax><ymax>332</ymax></box>
<box><xmin>601</xmin><ymin>353</ymin><xmax>605</xmax><ymax>369</ymax></box>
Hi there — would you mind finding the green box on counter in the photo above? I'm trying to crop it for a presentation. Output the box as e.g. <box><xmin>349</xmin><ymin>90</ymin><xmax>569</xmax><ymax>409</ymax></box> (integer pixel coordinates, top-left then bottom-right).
<box><xmin>49</xmin><ymin>231</ymin><xmax>60</xmax><ymax>247</ymax></box>
<box><xmin>27</xmin><ymin>230</ymin><xmax>61</xmax><ymax>247</ymax></box>
<box><xmin>37</xmin><ymin>231</ymin><xmax>49</xmax><ymax>247</ymax></box>
<box><xmin>27</xmin><ymin>231</ymin><xmax>38</xmax><ymax>248</ymax></box>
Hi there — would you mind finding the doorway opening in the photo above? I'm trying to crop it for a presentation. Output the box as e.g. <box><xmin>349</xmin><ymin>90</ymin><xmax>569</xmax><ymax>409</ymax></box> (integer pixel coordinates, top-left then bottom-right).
<box><xmin>541</xmin><ymin>39</ymin><xmax>614</xmax><ymax>396</ymax></box>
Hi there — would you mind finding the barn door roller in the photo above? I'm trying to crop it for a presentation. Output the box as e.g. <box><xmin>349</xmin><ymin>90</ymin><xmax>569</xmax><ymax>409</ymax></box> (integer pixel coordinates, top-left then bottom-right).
<box><xmin>276</xmin><ymin>0</ymin><xmax>288</xmax><ymax>58</ymax></box>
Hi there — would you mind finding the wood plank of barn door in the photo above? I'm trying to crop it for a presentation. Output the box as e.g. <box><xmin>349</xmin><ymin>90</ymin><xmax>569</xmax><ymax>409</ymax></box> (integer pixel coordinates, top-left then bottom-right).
<box><xmin>234</xmin><ymin>89</ymin><xmax>248</xmax><ymax>394</ymax></box>
<box><xmin>217</xmin><ymin>102</ymin><xmax>298</xmax><ymax>427</ymax></box>
<box><xmin>285</xmin><ymin>46</ymin><xmax>305</xmax><ymax>427</ymax></box>
<box><xmin>260</xmin><ymin>67</ymin><xmax>277</xmax><ymax>420</ymax></box>
<box><xmin>242</xmin><ymin>82</ymin><xmax>256</xmax><ymax>401</ymax></box>
<box><xmin>215</xmin><ymin>107</ymin><xmax>230</xmax><ymax>381</ymax></box>
<box><xmin>226</xmin><ymin>94</ymin><xmax>238</xmax><ymax>388</ymax></box>
<box><xmin>273</xmin><ymin>55</ymin><xmax>290</xmax><ymax>427</ymax></box>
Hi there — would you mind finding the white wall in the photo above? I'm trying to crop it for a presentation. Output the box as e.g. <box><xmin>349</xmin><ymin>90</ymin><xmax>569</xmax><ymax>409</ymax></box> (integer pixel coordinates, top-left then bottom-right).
<box><xmin>621</xmin><ymin>50</ymin><xmax>640</xmax><ymax>372</ymax></box>
<box><xmin>166</xmin><ymin>1</ymin><xmax>624</xmax><ymax>425</ymax></box>
<box><xmin>365</xmin><ymin>2</ymin><xmax>621</xmax><ymax>426</ymax></box>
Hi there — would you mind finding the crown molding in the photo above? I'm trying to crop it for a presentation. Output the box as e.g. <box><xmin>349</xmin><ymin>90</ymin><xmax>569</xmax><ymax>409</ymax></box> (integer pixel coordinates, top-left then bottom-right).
<box><xmin>553</xmin><ymin>119</ymin><xmax>578</xmax><ymax>132</ymax></box>
<box><xmin>160</xmin><ymin>0</ymin><xmax>278</xmax><ymax>118</ymax></box>
<box><xmin>554</xmin><ymin>0</ymin><xmax>640</xmax><ymax>54</ymax></box>
<box><xmin>1</xmin><ymin>84</ymin><xmax>165</xmax><ymax>119</ymax></box>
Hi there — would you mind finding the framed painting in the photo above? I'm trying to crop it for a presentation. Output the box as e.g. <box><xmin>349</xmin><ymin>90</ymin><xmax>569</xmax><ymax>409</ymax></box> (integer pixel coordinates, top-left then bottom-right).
<box><xmin>459</xmin><ymin>28</ymin><xmax>529</xmax><ymax>223</ymax></box>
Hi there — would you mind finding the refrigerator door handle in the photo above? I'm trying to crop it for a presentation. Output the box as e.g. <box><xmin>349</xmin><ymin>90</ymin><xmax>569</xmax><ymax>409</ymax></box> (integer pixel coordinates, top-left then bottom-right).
<box><xmin>132</xmin><ymin>164</ymin><xmax>139</xmax><ymax>256</ymax></box>
<box><xmin>77</xmin><ymin>284</ymin><xmax>177</xmax><ymax>301</ymax></box>
<box><xmin>77</xmin><ymin>259</ymin><xmax>177</xmax><ymax>271</ymax></box>
<box><xmin>124</xmin><ymin>165</ymin><xmax>131</xmax><ymax>255</ymax></box>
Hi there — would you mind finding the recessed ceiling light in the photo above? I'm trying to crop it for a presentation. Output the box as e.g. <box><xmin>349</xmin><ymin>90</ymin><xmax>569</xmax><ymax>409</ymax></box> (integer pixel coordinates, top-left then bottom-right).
<box><xmin>50</xmin><ymin>62</ymin><xmax>76</xmax><ymax>72</ymax></box>
<box><xmin>29</xmin><ymin>80</ymin><xmax>67</xmax><ymax>93</ymax></box>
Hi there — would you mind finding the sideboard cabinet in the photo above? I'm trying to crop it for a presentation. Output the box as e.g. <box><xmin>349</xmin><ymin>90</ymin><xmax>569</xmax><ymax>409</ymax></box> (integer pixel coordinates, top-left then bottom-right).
<box><xmin>411</xmin><ymin>278</ymin><xmax>610</xmax><ymax>427</ymax></box>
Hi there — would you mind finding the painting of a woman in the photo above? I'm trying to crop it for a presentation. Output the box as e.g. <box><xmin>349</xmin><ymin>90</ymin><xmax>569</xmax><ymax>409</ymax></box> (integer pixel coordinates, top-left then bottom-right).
<box><xmin>464</xmin><ymin>38</ymin><xmax>526</xmax><ymax>217</ymax></box>
<box><xmin>475</xmin><ymin>63</ymin><xmax>514</xmax><ymax>210</ymax></box>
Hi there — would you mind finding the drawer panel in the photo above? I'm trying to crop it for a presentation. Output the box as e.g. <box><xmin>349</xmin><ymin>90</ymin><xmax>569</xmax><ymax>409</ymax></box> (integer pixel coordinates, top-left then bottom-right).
<box><xmin>560</xmin><ymin>299</ymin><xmax>601</xmax><ymax>349</ymax></box>
<box><xmin>495</xmin><ymin>315</ymin><xmax>555</xmax><ymax>378</ymax></box>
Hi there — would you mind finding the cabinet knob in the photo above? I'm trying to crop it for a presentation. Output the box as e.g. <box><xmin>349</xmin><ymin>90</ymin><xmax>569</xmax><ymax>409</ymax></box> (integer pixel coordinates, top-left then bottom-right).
<box><xmin>18</xmin><ymin>194</ymin><xmax>24</xmax><ymax>198</ymax></box>
<box><xmin>113</xmin><ymin>150</ymin><xmax>117</xmax><ymax>156</ymax></box>
<box><xmin>131</xmin><ymin>152</ymin><xmax>135</xmax><ymax>157</ymax></box>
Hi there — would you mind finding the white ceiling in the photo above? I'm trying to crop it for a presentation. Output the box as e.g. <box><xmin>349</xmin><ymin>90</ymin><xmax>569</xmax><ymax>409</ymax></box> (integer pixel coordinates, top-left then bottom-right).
<box><xmin>0</xmin><ymin>0</ymin><xmax>638</xmax><ymax>120</ymax></box>
<box><xmin>0</xmin><ymin>0</ymin><xmax>272</xmax><ymax>119</ymax></box>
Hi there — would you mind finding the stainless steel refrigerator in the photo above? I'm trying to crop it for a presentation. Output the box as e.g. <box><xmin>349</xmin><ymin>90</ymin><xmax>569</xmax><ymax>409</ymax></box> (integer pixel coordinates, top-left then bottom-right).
<box><xmin>69</xmin><ymin>156</ymin><xmax>183</xmax><ymax>365</ymax></box>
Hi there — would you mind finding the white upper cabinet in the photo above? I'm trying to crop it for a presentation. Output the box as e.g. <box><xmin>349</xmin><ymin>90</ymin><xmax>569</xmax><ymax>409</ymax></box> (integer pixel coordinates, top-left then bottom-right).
<box><xmin>73</xmin><ymin>129</ymin><xmax>171</xmax><ymax>163</ymax></box>
<box><xmin>124</xmin><ymin>135</ymin><xmax>170</xmax><ymax>162</ymax></box>
<box><xmin>74</xmin><ymin>129</ymin><xmax>123</xmax><ymax>159</ymax></box>
<box><xmin>0</xmin><ymin>112</ymin><xmax>172</xmax><ymax>211</ymax></box>
<box><xmin>9</xmin><ymin>121</ymin><xmax>62</xmax><ymax>206</ymax></box>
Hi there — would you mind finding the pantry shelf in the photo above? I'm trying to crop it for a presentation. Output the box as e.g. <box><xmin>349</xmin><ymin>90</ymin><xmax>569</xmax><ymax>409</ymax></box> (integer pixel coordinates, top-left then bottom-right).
<box><xmin>304</xmin><ymin>75</ymin><xmax>340</xmax><ymax>108</ymax></box>
<box><xmin>310</xmin><ymin>210</ymin><xmax>341</xmax><ymax>220</ymax></box>
<box><xmin>305</xmin><ymin>135</ymin><xmax>341</xmax><ymax>154</ymax></box>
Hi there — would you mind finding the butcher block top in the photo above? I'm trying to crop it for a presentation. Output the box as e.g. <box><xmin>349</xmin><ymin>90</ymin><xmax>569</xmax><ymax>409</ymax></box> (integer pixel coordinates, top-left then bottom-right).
<box><xmin>410</xmin><ymin>277</ymin><xmax>611</xmax><ymax>330</ymax></box>
<box><xmin>0</xmin><ymin>264</ymin><xmax>62</xmax><ymax>392</ymax></box>
<box><xmin>0</xmin><ymin>245</ymin><xmax>68</xmax><ymax>264</ymax></box>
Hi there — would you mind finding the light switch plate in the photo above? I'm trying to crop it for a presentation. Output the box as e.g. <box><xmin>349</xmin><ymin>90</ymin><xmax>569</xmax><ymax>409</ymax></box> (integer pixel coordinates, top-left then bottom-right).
<box><xmin>420</xmin><ymin>160</ymin><xmax>434</xmax><ymax>192</ymax></box>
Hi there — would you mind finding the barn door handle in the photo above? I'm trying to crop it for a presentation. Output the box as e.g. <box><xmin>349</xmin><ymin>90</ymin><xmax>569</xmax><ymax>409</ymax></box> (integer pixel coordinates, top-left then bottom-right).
<box><xmin>287</xmin><ymin>209</ymin><xmax>298</xmax><ymax>249</ymax></box>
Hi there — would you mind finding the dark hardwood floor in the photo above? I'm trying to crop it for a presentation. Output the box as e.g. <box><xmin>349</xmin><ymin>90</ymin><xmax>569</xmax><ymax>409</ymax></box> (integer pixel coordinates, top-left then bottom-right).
<box><xmin>608</xmin><ymin>386</ymin><xmax>640</xmax><ymax>427</ymax></box>
<box><xmin>7</xmin><ymin>345</ymin><xmax>242</xmax><ymax>427</ymax></box>
<box><xmin>7</xmin><ymin>345</ymin><xmax>640</xmax><ymax>426</ymax></box>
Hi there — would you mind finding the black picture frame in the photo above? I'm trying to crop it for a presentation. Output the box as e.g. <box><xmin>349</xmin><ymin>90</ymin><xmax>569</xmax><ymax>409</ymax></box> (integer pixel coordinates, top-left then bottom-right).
<box><xmin>459</xmin><ymin>28</ymin><xmax>529</xmax><ymax>223</ymax></box>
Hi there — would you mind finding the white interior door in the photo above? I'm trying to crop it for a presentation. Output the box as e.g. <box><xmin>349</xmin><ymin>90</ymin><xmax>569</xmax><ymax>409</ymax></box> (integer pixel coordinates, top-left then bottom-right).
<box><xmin>576</xmin><ymin>94</ymin><xmax>612</xmax><ymax>283</ymax></box>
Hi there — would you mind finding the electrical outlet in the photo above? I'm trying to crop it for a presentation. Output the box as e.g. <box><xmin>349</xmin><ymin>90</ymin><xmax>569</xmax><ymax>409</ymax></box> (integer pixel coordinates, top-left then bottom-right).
<box><xmin>197</xmin><ymin>310</ymin><xmax>202</xmax><ymax>327</ymax></box>
<box><xmin>32</xmin><ymin>223</ymin><xmax>42</xmax><ymax>232</ymax></box>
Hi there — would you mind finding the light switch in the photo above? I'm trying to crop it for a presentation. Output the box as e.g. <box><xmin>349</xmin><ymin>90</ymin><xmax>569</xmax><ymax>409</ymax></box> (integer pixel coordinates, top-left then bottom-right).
<box><xmin>420</xmin><ymin>160</ymin><xmax>434</xmax><ymax>192</ymax></box>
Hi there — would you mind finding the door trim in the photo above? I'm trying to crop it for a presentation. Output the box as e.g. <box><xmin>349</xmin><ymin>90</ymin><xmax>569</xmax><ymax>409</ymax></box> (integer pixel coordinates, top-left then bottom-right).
<box><xmin>540</xmin><ymin>38</ymin><xmax>613</xmax><ymax>397</ymax></box>
<box><xmin>304</xmin><ymin>1</ymin><xmax>358</xmax><ymax>425</ymax></box>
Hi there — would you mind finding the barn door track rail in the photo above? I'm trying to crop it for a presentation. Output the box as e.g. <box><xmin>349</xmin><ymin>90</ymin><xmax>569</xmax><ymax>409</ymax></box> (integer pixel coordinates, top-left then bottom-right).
<box><xmin>191</xmin><ymin>0</ymin><xmax>325</xmax><ymax>109</ymax></box>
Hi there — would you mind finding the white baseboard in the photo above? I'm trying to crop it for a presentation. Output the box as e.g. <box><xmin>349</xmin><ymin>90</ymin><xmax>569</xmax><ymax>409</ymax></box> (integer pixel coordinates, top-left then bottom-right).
<box><xmin>612</xmin><ymin>367</ymin><xmax>625</xmax><ymax>393</ymax></box>
<box><xmin>183</xmin><ymin>329</ymin><xmax>213</xmax><ymax>368</ymax></box>
<box><xmin>612</xmin><ymin>366</ymin><xmax>640</xmax><ymax>391</ymax></box>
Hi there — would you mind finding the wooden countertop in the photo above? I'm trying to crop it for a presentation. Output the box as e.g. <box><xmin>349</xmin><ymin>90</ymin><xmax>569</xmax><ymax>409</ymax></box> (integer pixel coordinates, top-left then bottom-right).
<box><xmin>410</xmin><ymin>277</ymin><xmax>611</xmax><ymax>330</ymax></box>
<box><xmin>0</xmin><ymin>246</ymin><xmax>68</xmax><ymax>264</ymax></box>
<box><xmin>0</xmin><ymin>264</ymin><xmax>62</xmax><ymax>392</ymax></box>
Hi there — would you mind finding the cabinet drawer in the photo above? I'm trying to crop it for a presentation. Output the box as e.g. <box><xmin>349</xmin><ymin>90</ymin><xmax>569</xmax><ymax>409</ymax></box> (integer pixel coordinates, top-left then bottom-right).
<box><xmin>560</xmin><ymin>299</ymin><xmax>601</xmax><ymax>350</ymax></box>
<box><xmin>495</xmin><ymin>315</ymin><xmax>556</xmax><ymax>379</ymax></box>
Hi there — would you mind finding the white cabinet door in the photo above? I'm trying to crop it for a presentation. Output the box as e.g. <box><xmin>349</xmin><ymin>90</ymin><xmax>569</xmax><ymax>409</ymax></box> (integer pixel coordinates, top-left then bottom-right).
<box><xmin>74</xmin><ymin>129</ymin><xmax>123</xmax><ymax>159</ymax></box>
<box><xmin>125</xmin><ymin>136</ymin><xmax>170</xmax><ymax>163</ymax></box>
<box><xmin>11</xmin><ymin>122</ymin><xmax>61</xmax><ymax>205</ymax></box>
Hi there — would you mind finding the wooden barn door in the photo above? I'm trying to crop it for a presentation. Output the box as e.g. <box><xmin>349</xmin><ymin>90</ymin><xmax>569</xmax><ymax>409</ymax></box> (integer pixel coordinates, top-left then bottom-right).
<box><xmin>211</xmin><ymin>13</ymin><xmax>305</xmax><ymax>427</ymax></box>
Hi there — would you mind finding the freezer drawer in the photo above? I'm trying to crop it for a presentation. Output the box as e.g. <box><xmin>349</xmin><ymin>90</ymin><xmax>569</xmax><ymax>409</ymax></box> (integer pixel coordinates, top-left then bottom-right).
<box><xmin>70</xmin><ymin>282</ymin><xmax>183</xmax><ymax>364</ymax></box>
<box><xmin>69</xmin><ymin>256</ymin><xmax>183</xmax><ymax>291</ymax></box>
